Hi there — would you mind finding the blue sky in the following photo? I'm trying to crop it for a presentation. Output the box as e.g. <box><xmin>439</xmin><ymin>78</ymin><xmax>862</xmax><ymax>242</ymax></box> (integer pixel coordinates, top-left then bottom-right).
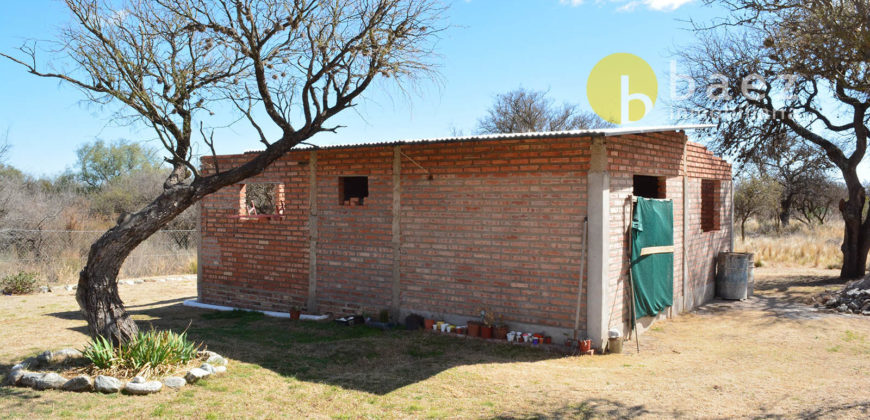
<box><xmin>1</xmin><ymin>0</ymin><xmax>729</xmax><ymax>176</ymax></box>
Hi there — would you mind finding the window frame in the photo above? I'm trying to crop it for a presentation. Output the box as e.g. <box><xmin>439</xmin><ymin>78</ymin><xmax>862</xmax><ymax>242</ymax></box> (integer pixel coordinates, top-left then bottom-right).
<box><xmin>700</xmin><ymin>179</ymin><xmax>720</xmax><ymax>232</ymax></box>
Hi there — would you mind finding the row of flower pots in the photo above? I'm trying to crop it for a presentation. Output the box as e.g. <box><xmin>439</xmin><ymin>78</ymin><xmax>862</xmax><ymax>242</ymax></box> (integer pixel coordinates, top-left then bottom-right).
<box><xmin>422</xmin><ymin>318</ymin><xmax>597</xmax><ymax>355</ymax></box>
<box><xmin>423</xmin><ymin>318</ymin><xmax>558</xmax><ymax>344</ymax></box>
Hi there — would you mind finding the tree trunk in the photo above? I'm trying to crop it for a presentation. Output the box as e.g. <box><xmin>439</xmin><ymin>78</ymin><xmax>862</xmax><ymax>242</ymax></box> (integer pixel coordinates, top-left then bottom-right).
<box><xmin>838</xmin><ymin>170</ymin><xmax>870</xmax><ymax>280</ymax></box>
<box><xmin>740</xmin><ymin>216</ymin><xmax>748</xmax><ymax>241</ymax></box>
<box><xmin>76</xmin><ymin>187</ymin><xmax>196</xmax><ymax>343</ymax></box>
<box><xmin>779</xmin><ymin>195</ymin><xmax>793</xmax><ymax>227</ymax></box>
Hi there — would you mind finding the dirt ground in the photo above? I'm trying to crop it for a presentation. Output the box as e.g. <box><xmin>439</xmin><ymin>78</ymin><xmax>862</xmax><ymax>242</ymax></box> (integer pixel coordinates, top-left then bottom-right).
<box><xmin>1</xmin><ymin>267</ymin><xmax>869</xmax><ymax>419</ymax></box>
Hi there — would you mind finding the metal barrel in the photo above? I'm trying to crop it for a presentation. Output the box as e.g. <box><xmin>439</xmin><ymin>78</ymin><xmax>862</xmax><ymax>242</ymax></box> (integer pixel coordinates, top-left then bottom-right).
<box><xmin>715</xmin><ymin>252</ymin><xmax>755</xmax><ymax>300</ymax></box>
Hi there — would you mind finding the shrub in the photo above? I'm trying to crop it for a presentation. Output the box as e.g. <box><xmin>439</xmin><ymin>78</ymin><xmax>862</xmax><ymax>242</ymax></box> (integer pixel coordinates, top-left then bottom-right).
<box><xmin>82</xmin><ymin>335</ymin><xmax>116</xmax><ymax>369</ymax></box>
<box><xmin>0</xmin><ymin>272</ymin><xmax>38</xmax><ymax>295</ymax></box>
<box><xmin>82</xmin><ymin>329</ymin><xmax>201</xmax><ymax>376</ymax></box>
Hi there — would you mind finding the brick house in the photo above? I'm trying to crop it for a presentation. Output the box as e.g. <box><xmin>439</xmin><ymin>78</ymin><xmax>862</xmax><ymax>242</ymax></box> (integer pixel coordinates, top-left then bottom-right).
<box><xmin>196</xmin><ymin>125</ymin><xmax>732</xmax><ymax>348</ymax></box>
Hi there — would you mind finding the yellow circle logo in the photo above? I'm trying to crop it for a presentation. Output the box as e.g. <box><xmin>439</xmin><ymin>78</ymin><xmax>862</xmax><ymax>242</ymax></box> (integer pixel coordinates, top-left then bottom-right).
<box><xmin>586</xmin><ymin>53</ymin><xmax>657</xmax><ymax>125</ymax></box>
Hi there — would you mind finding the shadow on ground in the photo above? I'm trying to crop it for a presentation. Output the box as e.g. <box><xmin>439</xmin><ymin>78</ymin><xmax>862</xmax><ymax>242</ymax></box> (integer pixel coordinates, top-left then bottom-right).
<box><xmin>494</xmin><ymin>398</ymin><xmax>870</xmax><ymax>420</ymax></box>
<box><xmin>492</xmin><ymin>398</ymin><xmax>655</xmax><ymax>419</ymax></box>
<box><xmin>44</xmin><ymin>302</ymin><xmax>563</xmax><ymax>395</ymax></box>
<box><xmin>695</xmin><ymin>271</ymin><xmax>850</xmax><ymax>321</ymax></box>
<box><xmin>0</xmin><ymin>383</ymin><xmax>48</xmax><ymax>411</ymax></box>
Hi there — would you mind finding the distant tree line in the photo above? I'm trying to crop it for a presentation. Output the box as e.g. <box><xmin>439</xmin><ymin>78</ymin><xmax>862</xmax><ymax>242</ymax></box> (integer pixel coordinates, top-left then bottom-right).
<box><xmin>0</xmin><ymin>137</ymin><xmax>196</xmax><ymax>283</ymax></box>
<box><xmin>0</xmin><ymin>139</ymin><xmax>195</xmax><ymax>233</ymax></box>
<box><xmin>734</xmin><ymin>135</ymin><xmax>845</xmax><ymax>240</ymax></box>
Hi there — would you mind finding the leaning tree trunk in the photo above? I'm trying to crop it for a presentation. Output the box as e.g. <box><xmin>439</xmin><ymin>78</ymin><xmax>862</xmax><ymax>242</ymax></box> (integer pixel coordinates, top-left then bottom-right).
<box><xmin>838</xmin><ymin>170</ymin><xmax>870</xmax><ymax>280</ymax></box>
<box><xmin>76</xmin><ymin>187</ymin><xmax>197</xmax><ymax>343</ymax></box>
<box><xmin>73</xmin><ymin>139</ymin><xmax>298</xmax><ymax>342</ymax></box>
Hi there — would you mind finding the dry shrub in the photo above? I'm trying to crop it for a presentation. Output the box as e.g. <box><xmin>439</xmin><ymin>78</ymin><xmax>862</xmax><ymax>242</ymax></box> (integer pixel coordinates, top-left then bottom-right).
<box><xmin>736</xmin><ymin>219</ymin><xmax>843</xmax><ymax>269</ymax></box>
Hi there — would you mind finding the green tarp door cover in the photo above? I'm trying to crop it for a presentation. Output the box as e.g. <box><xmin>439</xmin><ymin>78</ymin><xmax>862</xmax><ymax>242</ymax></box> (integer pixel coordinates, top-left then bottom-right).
<box><xmin>631</xmin><ymin>198</ymin><xmax>674</xmax><ymax>319</ymax></box>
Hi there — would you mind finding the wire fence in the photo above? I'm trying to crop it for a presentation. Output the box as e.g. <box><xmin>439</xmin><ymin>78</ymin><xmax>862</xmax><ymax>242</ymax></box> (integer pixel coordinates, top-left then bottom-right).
<box><xmin>0</xmin><ymin>229</ymin><xmax>198</xmax><ymax>284</ymax></box>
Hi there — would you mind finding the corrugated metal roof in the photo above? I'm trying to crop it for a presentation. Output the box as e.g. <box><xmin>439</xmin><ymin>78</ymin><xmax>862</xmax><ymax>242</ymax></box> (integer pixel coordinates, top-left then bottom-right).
<box><xmin>242</xmin><ymin>124</ymin><xmax>713</xmax><ymax>153</ymax></box>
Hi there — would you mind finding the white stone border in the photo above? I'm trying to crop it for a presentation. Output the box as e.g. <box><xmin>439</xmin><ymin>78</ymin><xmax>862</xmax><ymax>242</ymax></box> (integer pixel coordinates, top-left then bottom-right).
<box><xmin>3</xmin><ymin>349</ymin><xmax>228</xmax><ymax>395</ymax></box>
<box><xmin>183</xmin><ymin>299</ymin><xmax>329</xmax><ymax>321</ymax></box>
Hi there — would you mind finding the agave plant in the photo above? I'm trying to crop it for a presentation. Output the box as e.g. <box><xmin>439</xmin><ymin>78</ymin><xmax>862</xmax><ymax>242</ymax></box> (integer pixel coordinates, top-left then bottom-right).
<box><xmin>82</xmin><ymin>335</ymin><xmax>116</xmax><ymax>369</ymax></box>
<box><xmin>82</xmin><ymin>328</ymin><xmax>200</xmax><ymax>375</ymax></box>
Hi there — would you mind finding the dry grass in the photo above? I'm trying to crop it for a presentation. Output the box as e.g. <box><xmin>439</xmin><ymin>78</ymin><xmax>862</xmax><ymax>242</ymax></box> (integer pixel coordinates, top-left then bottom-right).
<box><xmin>2</xmin><ymin>271</ymin><xmax>870</xmax><ymax>419</ymax></box>
<box><xmin>0</xmin><ymin>230</ymin><xmax>197</xmax><ymax>285</ymax></box>
<box><xmin>736</xmin><ymin>220</ymin><xmax>844</xmax><ymax>269</ymax></box>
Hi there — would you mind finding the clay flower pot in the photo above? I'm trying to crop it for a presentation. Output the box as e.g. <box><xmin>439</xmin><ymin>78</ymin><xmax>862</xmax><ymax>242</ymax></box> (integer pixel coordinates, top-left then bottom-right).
<box><xmin>579</xmin><ymin>339</ymin><xmax>592</xmax><ymax>353</ymax></box>
<box><xmin>480</xmin><ymin>325</ymin><xmax>493</xmax><ymax>339</ymax></box>
<box><xmin>467</xmin><ymin>321</ymin><xmax>481</xmax><ymax>337</ymax></box>
<box><xmin>494</xmin><ymin>325</ymin><xmax>509</xmax><ymax>340</ymax></box>
<box><xmin>289</xmin><ymin>309</ymin><xmax>301</xmax><ymax>320</ymax></box>
<box><xmin>424</xmin><ymin>319</ymin><xmax>435</xmax><ymax>330</ymax></box>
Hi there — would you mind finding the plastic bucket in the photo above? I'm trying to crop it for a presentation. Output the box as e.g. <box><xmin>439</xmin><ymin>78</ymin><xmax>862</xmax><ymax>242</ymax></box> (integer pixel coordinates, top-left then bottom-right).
<box><xmin>608</xmin><ymin>337</ymin><xmax>623</xmax><ymax>354</ymax></box>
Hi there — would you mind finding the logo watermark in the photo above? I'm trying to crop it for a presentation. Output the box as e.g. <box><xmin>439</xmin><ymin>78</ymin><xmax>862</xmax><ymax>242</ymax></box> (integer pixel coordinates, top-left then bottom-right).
<box><xmin>587</xmin><ymin>53</ymin><xmax>657</xmax><ymax>125</ymax></box>
<box><xmin>586</xmin><ymin>54</ymin><xmax>798</xmax><ymax>125</ymax></box>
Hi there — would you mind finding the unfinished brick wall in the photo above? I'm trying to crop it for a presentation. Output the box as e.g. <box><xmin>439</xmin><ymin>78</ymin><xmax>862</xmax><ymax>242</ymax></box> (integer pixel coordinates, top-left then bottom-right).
<box><xmin>684</xmin><ymin>143</ymin><xmax>733</xmax><ymax>309</ymax></box>
<box><xmin>198</xmin><ymin>153</ymin><xmax>311</xmax><ymax>312</ymax></box>
<box><xmin>199</xmin><ymin>137</ymin><xmax>591</xmax><ymax>332</ymax></box>
<box><xmin>602</xmin><ymin>134</ymin><xmax>732</xmax><ymax>333</ymax></box>
<box><xmin>399</xmin><ymin>138</ymin><xmax>589</xmax><ymax>330</ymax></box>
<box><xmin>606</xmin><ymin>132</ymin><xmax>687</xmax><ymax>331</ymax></box>
<box><xmin>197</xmin><ymin>131</ymin><xmax>731</xmax><ymax>336</ymax></box>
<box><xmin>314</xmin><ymin>147</ymin><xmax>395</xmax><ymax>314</ymax></box>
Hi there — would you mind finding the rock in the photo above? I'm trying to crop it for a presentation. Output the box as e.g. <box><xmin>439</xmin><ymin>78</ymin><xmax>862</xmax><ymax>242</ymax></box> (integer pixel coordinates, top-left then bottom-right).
<box><xmin>5</xmin><ymin>368</ymin><xmax>26</xmax><ymax>386</ymax></box>
<box><xmin>18</xmin><ymin>372</ymin><xmax>44</xmax><ymax>388</ymax></box>
<box><xmin>130</xmin><ymin>376</ymin><xmax>146</xmax><ymax>384</ymax></box>
<box><xmin>13</xmin><ymin>357</ymin><xmax>37</xmax><ymax>371</ymax></box>
<box><xmin>184</xmin><ymin>368</ymin><xmax>210</xmax><ymax>383</ymax></box>
<box><xmin>124</xmin><ymin>380</ymin><xmax>162</xmax><ymax>395</ymax></box>
<box><xmin>213</xmin><ymin>365</ymin><xmax>227</xmax><ymax>374</ymax></box>
<box><xmin>62</xmin><ymin>375</ymin><xmax>93</xmax><ymax>392</ymax></box>
<box><xmin>200</xmin><ymin>363</ymin><xmax>216</xmax><ymax>374</ymax></box>
<box><xmin>837</xmin><ymin>304</ymin><xmax>849</xmax><ymax>312</ymax></box>
<box><xmin>163</xmin><ymin>377</ymin><xmax>186</xmax><ymax>390</ymax></box>
<box><xmin>36</xmin><ymin>348</ymin><xmax>82</xmax><ymax>365</ymax></box>
<box><xmin>205</xmin><ymin>354</ymin><xmax>228</xmax><ymax>366</ymax></box>
<box><xmin>64</xmin><ymin>284</ymin><xmax>77</xmax><ymax>291</ymax></box>
<box><xmin>38</xmin><ymin>286</ymin><xmax>51</xmax><ymax>293</ymax></box>
<box><xmin>36</xmin><ymin>350</ymin><xmax>53</xmax><ymax>365</ymax></box>
<box><xmin>51</xmin><ymin>348</ymin><xmax>83</xmax><ymax>364</ymax></box>
<box><xmin>95</xmin><ymin>375</ymin><xmax>122</xmax><ymax>393</ymax></box>
<box><xmin>122</xmin><ymin>280</ymin><xmax>135</xmax><ymax>286</ymax></box>
<box><xmin>34</xmin><ymin>373</ymin><xmax>68</xmax><ymax>390</ymax></box>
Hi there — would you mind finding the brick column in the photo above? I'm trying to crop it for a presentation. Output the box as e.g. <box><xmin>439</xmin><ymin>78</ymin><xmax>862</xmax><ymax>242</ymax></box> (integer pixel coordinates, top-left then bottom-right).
<box><xmin>586</xmin><ymin>137</ymin><xmax>610</xmax><ymax>350</ymax></box>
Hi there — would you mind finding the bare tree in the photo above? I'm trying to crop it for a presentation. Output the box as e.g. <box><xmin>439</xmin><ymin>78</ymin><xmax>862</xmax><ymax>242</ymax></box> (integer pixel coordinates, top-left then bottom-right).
<box><xmin>0</xmin><ymin>129</ymin><xmax>9</xmax><ymax>164</ymax></box>
<box><xmin>477</xmin><ymin>88</ymin><xmax>612</xmax><ymax>134</ymax></box>
<box><xmin>747</xmin><ymin>135</ymin><xmax>833</xmax><ymax>227</ymax></box>
<box><xmin>734</xmin><ymin>174</ymin><xmax>781</xmax><ymax>240</ymax></box>
<box><xmin>2</xmin><ymin>0</ymin><xmax>444</xmax><ymax>343</ymax></box>
<box><xmin>676</xmin><ymin>0</ymin><xmax>870</xmax><ymax>279</ymax></box>
<box><xmin>793</xmin><ymin>177</ymin><xmax>843</xmax><ymax>226</ymax></box>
